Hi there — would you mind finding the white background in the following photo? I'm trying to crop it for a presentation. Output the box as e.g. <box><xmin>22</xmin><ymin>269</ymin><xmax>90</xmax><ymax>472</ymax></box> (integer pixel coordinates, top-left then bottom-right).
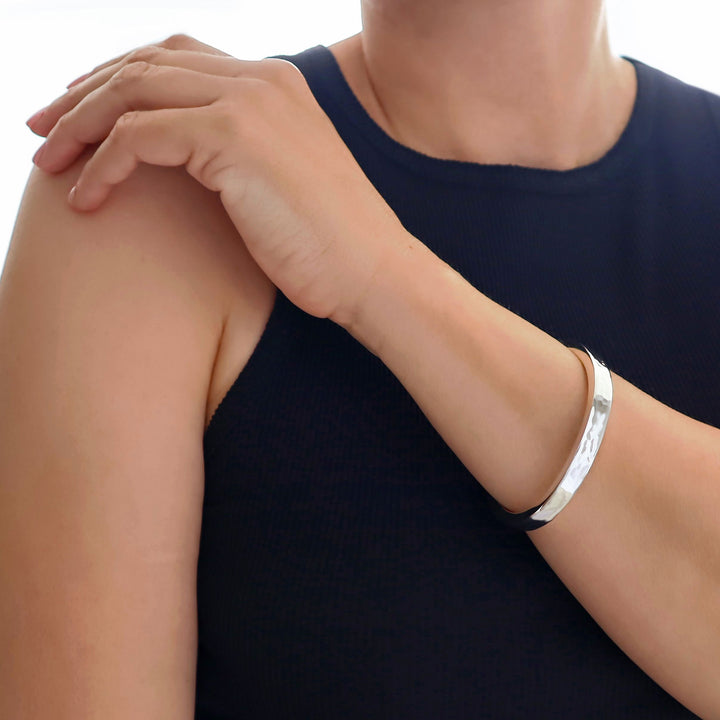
<box><xmin>2</xmin><ymin>0</ymin><xmax>719</xmax><ymax>265</ymax></box>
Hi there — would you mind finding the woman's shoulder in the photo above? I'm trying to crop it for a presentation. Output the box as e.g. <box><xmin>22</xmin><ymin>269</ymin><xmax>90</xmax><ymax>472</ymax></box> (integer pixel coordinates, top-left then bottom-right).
<box><xmin>5</xmin><ymin>145</ymin><xmax>276</xmax><ymax>433</ymax></box>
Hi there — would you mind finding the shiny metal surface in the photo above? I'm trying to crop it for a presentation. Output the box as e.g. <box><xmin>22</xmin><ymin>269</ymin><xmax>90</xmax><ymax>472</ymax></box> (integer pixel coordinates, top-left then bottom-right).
<box><xmin>496</xmin><ymin>345</ymin><xmax>613</xmax><ymax>531</ymax></box>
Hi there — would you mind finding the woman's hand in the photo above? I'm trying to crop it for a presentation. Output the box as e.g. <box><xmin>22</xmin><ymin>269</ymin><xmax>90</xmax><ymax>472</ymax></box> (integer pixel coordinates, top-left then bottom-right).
<box><xmin>25</xmin><ymin>33</ymin><xmax>407</xmax><ymax>324</ymax></box>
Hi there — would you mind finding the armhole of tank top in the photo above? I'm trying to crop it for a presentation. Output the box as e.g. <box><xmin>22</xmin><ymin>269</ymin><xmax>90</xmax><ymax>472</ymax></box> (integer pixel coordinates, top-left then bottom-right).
<box><xmin>202</xmin><ymin>287</ymin><xmax>300</xmax><ymax>461</ymax></box>
<box><xmin>201</xmin><ymin>47</ymin><xmax>332</xmax><ymax>469</ymax></box>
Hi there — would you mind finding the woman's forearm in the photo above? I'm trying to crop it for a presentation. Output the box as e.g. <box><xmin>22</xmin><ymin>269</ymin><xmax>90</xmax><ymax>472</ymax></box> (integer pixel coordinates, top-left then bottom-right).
<box><xmin>335</xmin><ymin>229</ymin><xmax>720</xmax><ymax>719</ymax></box>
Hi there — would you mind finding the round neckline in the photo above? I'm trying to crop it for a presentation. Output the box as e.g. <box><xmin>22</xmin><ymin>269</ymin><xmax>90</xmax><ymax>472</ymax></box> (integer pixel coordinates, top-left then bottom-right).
<box><xmin>306</xmin><ymin>44</ymin><xmax>656</xmax><ymax>192</ymax></box>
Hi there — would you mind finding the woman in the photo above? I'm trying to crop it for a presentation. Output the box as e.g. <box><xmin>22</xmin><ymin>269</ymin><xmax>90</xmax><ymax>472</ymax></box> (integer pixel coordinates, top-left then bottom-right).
<box><xmin>2</xmin><ymin>0</ymin><xmax>719</xmax><ymax>717</ymax></box>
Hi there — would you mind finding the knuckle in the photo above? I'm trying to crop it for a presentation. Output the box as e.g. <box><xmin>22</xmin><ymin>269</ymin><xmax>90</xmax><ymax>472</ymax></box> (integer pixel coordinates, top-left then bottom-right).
<box><xmin>164</xmin><ymin>33</ymin><xmax>191</xmax><ymax>49</ymax></box>
<box><xmin>214</xmin><ymin>103</ymin><xmax>243</xmax><ymax>138</ymax></box>
<box><xmin>115</xmin><ymin>110</ymin><xmax>141</xmax><ymax>134</ymax></box>
<box><xmin>127</xmin><ymin>45</ymin><xmax>161</xmax><ymax>64</ymax></box>
<box><xmin>263</xmin><ymin>58</ymin><xmax>303</xmax><ymax>87</ymax></box>
<box><xmin>111</xmin><ymin>60</ymin><xmax>154</xmax><ymax>89</ymax></box>
<box><xmin>209</xmin><ymin>101</ymin><xmax>250</xmax><ymax>146</ymax></box>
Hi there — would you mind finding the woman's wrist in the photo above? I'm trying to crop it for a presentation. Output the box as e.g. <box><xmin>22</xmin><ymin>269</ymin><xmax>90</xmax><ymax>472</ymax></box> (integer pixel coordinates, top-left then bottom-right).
<box><xmin>339</xmin><ymin>229</ymin><xmax>591</xmax><ymax>512</ymax></box>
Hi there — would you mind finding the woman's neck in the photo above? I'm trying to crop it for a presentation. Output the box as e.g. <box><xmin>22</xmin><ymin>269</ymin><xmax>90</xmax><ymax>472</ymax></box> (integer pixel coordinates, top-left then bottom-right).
<box><xmin>328</xmin><ymin>0</ymin><xmax>637</xmax><ymax>171</ymax></box>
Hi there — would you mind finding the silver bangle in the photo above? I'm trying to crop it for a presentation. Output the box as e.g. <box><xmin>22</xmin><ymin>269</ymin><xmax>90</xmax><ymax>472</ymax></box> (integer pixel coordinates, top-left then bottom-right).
<box><xmin>492</xmin><ymin>345</ymin><xmax>613</xmax><ymax>531</ymax></box>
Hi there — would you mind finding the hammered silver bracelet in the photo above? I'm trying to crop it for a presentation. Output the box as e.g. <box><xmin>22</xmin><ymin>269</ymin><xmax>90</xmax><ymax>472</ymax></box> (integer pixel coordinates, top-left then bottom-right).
<box><xmin>492</xmin><ymin>345</ymin><xmax>613</xmax><ymax>531</ymax></box>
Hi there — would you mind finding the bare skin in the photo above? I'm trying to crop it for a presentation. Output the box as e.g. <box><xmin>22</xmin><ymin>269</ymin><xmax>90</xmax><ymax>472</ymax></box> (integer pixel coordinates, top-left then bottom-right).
<box><xmin>331</xmin><ymin>0</ymin><xmax>636</xmax><ymax>170</ymax></box>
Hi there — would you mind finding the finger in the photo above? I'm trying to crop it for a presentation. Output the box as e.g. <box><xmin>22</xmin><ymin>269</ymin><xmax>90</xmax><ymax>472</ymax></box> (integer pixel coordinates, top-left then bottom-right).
<box><xmin>66</xmin><ymin>71</ymin><xmax>92</xmax><ymax>89</ymax></box>
<box><xmin>38</xmin><ymin>62</ymin><xmax>228</xmax><ymax>173</ymax></box>
<box><xmin>36</xmin><ymin>48</ymin><xmax>250</xmax><ymax>138</ymax></box>
<box><xmin>66</xmin><ymin>49</ymin><xmax>143</xmax><ymax>88</ymax></box>
<box><xmin>69</xmin><ymin>106</ymin><xmax>217</xmax><ymax>211</ymax></box>
<box><xmin>66</xmin><ymin>33</ymin><xmax>231</xmax><ymax>88</ymax></box>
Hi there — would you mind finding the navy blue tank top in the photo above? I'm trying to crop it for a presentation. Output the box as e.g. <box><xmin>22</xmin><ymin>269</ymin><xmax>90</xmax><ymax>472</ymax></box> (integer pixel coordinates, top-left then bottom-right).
<box><xmin>195</xmin><ymin>44</ymin><xmax>720</xmax><ymax>718</ymax></box>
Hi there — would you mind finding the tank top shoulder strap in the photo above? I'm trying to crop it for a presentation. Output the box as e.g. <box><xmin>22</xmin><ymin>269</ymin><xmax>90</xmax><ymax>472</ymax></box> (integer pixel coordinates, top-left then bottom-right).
<box><xmin>268</xmin><ymin>45</ymin><xmax>350</xmax><ymax>121</ymax></box>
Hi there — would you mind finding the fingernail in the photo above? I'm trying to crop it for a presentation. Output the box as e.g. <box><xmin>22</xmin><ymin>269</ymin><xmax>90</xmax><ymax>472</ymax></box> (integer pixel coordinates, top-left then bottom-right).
<box><xmin>32</xmin><ymin>143</ymin><xmax>47</xmax><ymax>166</ymax></box>
<box><xmin>68</xmin><ymin>185</ymin><xmax>78</xmax><ymax>205</ymax></box>
<box><xmin>26</xmin><ymin>108</ymin><xmax>47</xmax><ymax>128</ymax></box>
<box><xmin>67</xmin><ymin>72</ymin><xmax>90</xmax><ymax>89</ymax></box>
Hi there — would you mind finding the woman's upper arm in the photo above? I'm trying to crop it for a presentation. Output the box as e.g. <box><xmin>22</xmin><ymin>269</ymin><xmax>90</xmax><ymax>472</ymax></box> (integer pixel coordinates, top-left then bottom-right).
<box><xmin>0</xmin><ymin>149</ymin><xmax>233</xmax><ymax>719</ymax></box>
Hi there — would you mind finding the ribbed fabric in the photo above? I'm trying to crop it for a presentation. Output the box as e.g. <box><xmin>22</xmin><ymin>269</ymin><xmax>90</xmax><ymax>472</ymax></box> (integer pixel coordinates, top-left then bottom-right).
<box><xmin>195</xmin><ymin>44</ymin><xmax>719</xmax><ymax>719</ymax></box>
